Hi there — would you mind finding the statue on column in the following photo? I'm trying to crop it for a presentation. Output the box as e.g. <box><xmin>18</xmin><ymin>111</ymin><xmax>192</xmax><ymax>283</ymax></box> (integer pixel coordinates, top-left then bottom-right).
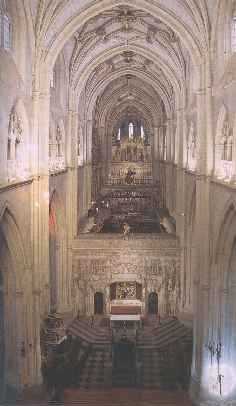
<box><xmin>8</xmin><ymin>108</ymin><xmax>22</xmax><ymax>160</ymax></box>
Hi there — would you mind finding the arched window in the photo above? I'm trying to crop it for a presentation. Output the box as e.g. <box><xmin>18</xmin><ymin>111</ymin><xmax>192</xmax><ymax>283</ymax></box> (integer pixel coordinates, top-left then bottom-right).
<box><xmin>141</xmin><ymin>125</ymin><xmax>145</xmax><ymax>139</ymax></box>
<box><xmin>50</xmin><ymin>68</ymin><xmax>56</xmax><ymax>89</ymax></box>
<box><xmin>128</xmin><ymin>122</ymin><xmax>134</xmax><ymax>140</ymax></box>
<box><xmin>231</xmin><ymin>6</ymin><xmax>236</xmax><ymax>52</ymax></box>
<box><xmin>117</xmin><ymin>128</ymin><xmax>121</xmax><ymax>141</ymax></box>
<box><xmin>56</xmin><ymin>125</ymin><xmax>62</xmax><ymax>157</ymax></box>
<box><xmin>7</xmin><ymin>138</ymin><xmax>11</xmax><ymax>160</ymax></box>
<box><xmin>215</xmin><ymin>106</ymin><xmax>233</xmax><ymax>180</ymax></box>
<box><xmin>188</xmin><ymin>122</ymin><xmax>197</xmax><ymax>171</ymax></box>
<box><xmin>0</xmin><ymin>12</ymin><xmax>11</xmax><ymax>50</ymax></box>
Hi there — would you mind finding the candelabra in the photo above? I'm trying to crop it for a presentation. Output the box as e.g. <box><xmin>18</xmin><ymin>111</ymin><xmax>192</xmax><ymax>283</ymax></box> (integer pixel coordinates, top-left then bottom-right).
<box><xmin>206</xmin><ymin>340</ymin><xmax>215</xmax><ymax>365</ymax></box>
<box><xmin>216</xmin><ymin>342</ymin><xmax>222</xmax><ymax>373</ymax></box>
<box><xmin>206</xmin><ymin>339</ymin><xmax>223</xmax><ymax>396</ymax></box>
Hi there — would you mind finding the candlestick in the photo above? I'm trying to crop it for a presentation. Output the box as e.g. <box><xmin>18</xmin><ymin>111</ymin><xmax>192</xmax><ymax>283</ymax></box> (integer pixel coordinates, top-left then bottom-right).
<box><xmin>216</xmin><ymin>342</ymin><xmax>222</xmax><ymax>374</ymax></box>
<box><xmin>218</xmin><ymin>373</ymin><xmax>224</xmax><ymax>396</ymax></box>
<box><xmin>206</xmin><ymin>341</ymin><xmax>215</xmax><ymax>365</ymax></box>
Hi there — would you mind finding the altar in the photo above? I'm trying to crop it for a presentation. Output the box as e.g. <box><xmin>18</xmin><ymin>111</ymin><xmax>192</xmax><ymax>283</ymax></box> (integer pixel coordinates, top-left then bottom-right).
<box><xmin>109</xmin><ymin>283</ymin><xmax>142</xmax><ymax>334</ymax></box>
<box><xmin>110</xmin><ymin>314</ymin><xmax>141</xmax><ymax>341</ymax></box>
<box><xmin>110</xmin><ymin>314</ymin><xmax>141</xmax><ymax>321</ymax></box>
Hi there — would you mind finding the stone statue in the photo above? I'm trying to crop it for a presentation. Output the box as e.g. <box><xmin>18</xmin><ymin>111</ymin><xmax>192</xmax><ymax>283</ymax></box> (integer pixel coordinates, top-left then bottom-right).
<box><xmin>123</xmin><ymin>222</ymin><xmax>131</xmax><ymax>239</ymax></box>
<box><xmin>125</xmin><ymin>167</ymin><xmax>136</xmax><ymax>184</ymax></box>
<box><xmin>160</xmin><ymin>216</ymin><xmax>176</xmax><ymax>234</ymax></box>
<box><xmin>8</xmin><ymin>109</ymin><xmax>23</xmax><ymax>160</ymax></box>
<box><xmin>221</xmin><ymin>120</ymin><xmax>232</xmax><ymax>161</ymax></box>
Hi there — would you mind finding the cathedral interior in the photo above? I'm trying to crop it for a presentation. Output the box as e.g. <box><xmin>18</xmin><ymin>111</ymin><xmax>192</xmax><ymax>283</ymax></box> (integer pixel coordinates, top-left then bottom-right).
<box><xmin>1</xmin><ymin>1</ymin><xmax>236</xmax><ymax>405</ymax></box>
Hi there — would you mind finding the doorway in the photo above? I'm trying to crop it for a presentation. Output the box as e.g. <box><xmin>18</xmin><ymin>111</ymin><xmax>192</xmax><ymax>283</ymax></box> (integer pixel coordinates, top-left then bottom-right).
<box><xmin>94</xmin><ymin>292</ymin><xmax>104</xmax><ymax>315</ymax></box>
<box><xmin>148</xmin><ymin>292</ymin><xmax>158</xmax><ymax>314</ymax></box>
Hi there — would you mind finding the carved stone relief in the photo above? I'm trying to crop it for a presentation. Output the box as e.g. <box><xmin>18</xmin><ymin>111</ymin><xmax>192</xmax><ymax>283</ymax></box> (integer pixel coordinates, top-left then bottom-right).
<box><xmin>72</xmin><ymin>250</ymin><xmax>180</xmax><ymax>316</ymax></box>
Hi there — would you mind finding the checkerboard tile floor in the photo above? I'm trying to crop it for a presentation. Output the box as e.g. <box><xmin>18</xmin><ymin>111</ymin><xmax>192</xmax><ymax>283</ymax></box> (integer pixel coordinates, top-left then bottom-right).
<box><xmin>78</xmin><ymin>349</ymin><xmax>112</xmax><ymax>389</ymax></box>
<box><xmin>139</xmin><ymin>349</ymin><xmax>161</xmax><ymax>388</ymax></box>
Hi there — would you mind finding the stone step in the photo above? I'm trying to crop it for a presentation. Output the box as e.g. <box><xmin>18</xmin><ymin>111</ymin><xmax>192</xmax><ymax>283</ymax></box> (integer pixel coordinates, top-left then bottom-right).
<box><xmin>16</xmin><ymin>384</ymin><xmax>192</xmax><ymax>405</ymax></box>
<box><xmin>62</xmin><ymin>389</ymin><xmax>193</xmax><ymax>405</ymax></box>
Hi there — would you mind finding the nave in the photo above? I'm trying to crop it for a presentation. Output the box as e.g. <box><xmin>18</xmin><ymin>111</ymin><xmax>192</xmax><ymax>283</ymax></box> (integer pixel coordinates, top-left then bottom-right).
<box><xmin>1</xmin><ymin>2</ymin><xmax>236</xmax><ymax>405</ymax></box>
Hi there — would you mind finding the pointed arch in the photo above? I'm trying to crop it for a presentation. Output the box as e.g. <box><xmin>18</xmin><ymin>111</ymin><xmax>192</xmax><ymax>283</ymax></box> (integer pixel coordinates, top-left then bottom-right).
<box><xmin>0</xmin><ymin>204</ymin><xmax>28</xmax><ymax>289</ymax></box>
<box><xmin>214</xmin><ymin>198</ymin><xmax>236</xmax><ymax>371</ymax></box>
<box><xmin>215</xmin><ymin>198</ymin><xmax>236</xmax><ymax>265</ymax></box>
<box><xmin>215</xmin><ymin>104</ymin><xmax>233</xmax><ymax>179</ymax></box>
<box><xmin>49</xmin><ymin>188</ymin><xmax>66</xmax><ymax>236</ymax></box>
<box><xmin>0</xmin><ymin>205</ymin><xmax>29</xmax><ymax>397</ymax></box>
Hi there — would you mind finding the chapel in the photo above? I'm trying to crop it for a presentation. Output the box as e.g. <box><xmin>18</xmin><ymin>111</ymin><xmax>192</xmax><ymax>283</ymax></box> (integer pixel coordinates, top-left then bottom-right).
<box><xmin>0</xmin><ymin>1</ymin><xmax>236</xmax><ymax>405</ymax></box>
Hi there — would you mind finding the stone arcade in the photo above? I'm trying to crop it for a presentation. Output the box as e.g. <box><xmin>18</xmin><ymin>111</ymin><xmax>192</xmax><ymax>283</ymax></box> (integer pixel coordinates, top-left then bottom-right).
<box><xmin>1</xmin><ymin>1</ymin><xmax>236</xmax><ymax>405</ymax></box>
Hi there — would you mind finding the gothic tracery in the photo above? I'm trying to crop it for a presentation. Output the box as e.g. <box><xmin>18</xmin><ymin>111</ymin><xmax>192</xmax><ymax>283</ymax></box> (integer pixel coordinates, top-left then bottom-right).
<box><xmin>1</xmin><ymin>1</ymin><xmax>236</xmax><ymax>405</ymax></box>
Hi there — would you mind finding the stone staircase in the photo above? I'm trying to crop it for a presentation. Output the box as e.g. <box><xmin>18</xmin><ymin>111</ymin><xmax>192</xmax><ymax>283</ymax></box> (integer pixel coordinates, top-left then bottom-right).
<box><xmin>67</xmin><ymin>318</ymin><xmax>111</xmax><ymax>346</ymax></box>
<box><xmin>77</xmin><ymin>347</ymin><xmax>112</xmax><ymax>389</ymax></box>
<box><xmin>14</xmin><ymin>316</ymin><xmax>192</xmax><ymax>405</ymax></box>
<box><xmin>15</xmin><ymin>388</ymin><xmax>193</xmax><ymax>406</ymax></box>
<box><xmin>63</xmin><ymin>388</ymin><xmax>192</xmax><ymax>405</ymax></box>
<box><xmin>137</xmin><ymin>318</ymin><xmax>192</xmax><ymax>348</ymax></box>
<box><xmin>136</xmin><ymin>318</ymin><xmax>192</xmax><ymax>390</ymax></box>
<box><xmin>67</xmin><ymin>317</ymin><xmax>192</xmax><ymax>392</ymax></box>
<box><xmin>138</xmin><ymin>348</ymin><xmax>161</xmax><ymax>388</ymax></box>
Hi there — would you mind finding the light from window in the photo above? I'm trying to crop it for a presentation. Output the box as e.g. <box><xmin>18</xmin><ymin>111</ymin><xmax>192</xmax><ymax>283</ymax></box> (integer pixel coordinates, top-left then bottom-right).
<box><xmin>7</xmin><ymin>138</ymin><xmax>11</xmax><ymax>160</ymax></box>
<box><xmin>50</xmin><ymin>69</ymin><xmax>56</xmax><ymax>88</ymax></box>
<box><xmin>141</xmin><ymin>125</ymin><xmax>145</xmax><ymax>139</ymax></box>
<box><xmin>0</xmin><ymin>13</ymin><xmax>11</xmax><ymax>49</ymax></box>
<box><xmin>232</xmin><ymin>17</ymin><xmax>236</xmax><ymax>52</ymax></box>
<box><xmin>117</xmin><ymin>128</ymin><xmax>121</xmax><ymax>141</ymax></box>
<box><xmin>129</xmin><ymin>122</ymin><xmax>134</xmax><ymax>139</ymax></box>
<box><xmin>0</xmin><ymin>13</ymin><xmax>1</xmax><ymax>46</ymax></box>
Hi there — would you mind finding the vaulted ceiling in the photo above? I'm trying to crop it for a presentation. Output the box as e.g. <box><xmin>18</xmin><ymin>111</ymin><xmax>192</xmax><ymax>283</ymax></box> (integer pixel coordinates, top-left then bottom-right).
<box><xmin>64</xmin><ymin>5</ymin><xmax>190</xmax><ymax>135</ymax></box>
<box><xmin>31</xmin><ymin>1</ymin><xmax>210</xmax><ymax>148</ymax></box>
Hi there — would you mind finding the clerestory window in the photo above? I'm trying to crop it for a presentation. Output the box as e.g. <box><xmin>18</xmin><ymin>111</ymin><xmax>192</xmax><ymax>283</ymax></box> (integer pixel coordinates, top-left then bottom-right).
<box><xmin>0</xmin><ymin>12</ymin><xmax>11</xmax><ymax>50</ymax></box>
<box><xmin>141</xmin><ymin>125</ymin><xmax>145</xmax><ymax>139</ymax></box>
<box><xmin>231</xmin><ymin>14</ymin><xmax>236</xmax><ymax>52</ymax></box>
<box><xmin>117</xmin><ymin>128</ymin><xmax>121</xmax><ymax>141</ymax></box>
<box><xmin>128</xmin><ymin>122</ymin><xmax>134</xmax><ymax>139</ymax></box>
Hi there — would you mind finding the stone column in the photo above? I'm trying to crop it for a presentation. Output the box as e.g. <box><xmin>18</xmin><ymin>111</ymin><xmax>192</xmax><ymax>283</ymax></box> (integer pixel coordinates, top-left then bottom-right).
<box><xmin>230</xmin><ymin>125</ymin><xmax>236</xmax><ymax>183</ymax></box>
<box><xmin>190</xmin><ymin>57</ymin><xmax>216</xmax><ymax>405</ymax></box>
<box><xmin>32</xmin><ymin>290</ymin><xmax>42</xmax><ymax>386</ymax></box>
<box><xmin>65</xmin><ymin>99</ymin><xmax>79</xmax><ymax>311</ymax></box>
<box><xmin>31</xmin><ymin>87</ymin><xmax>50</xmax><ymax>314</ymax></box>
<box><xmin>165</xmin><ymin>119</ymin><xmax>172</xmax><ymax>162</ymax></box>
<box><xmin>152</xmin><ymin>127</ymin><xmax>159</xmax><ymax>185</ymax></box>
<box><xmin>99</xmin><ymin>126</ymin><xmax>106</xmax><ymax>184</ymax></box>
<box><xmin>175</xmin><ymin>106</ymin><xmax>187</xmax><ymax>315</ymax></box>
<box><xmin>30</xmin><ymin>73</ymin><xmax>51</xmax><ymax>388</ymax></box>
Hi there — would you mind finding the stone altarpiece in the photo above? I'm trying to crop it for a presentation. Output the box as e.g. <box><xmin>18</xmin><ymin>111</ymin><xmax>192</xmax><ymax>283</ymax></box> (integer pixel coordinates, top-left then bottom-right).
<box><xmin>72</xmin><ymin>236</ymin><xmax>180</xmax><ymax>317</ymax></box>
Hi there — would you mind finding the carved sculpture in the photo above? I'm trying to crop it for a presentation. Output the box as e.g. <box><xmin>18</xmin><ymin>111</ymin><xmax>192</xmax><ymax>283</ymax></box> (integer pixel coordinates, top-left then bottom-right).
<box><xmin>8</xmin><ymin>108</ymin><xmax>23</xmax><ymax>160</ymax></box>
<box><xmin>160</xmin><ymin>217</ymin><xmax>176</xmax><ymax>234</ymax></box>
<box><xmin>221</xmin><ymin>120</ymin><xmax>233</xmax><ymax>161</ymax></box>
